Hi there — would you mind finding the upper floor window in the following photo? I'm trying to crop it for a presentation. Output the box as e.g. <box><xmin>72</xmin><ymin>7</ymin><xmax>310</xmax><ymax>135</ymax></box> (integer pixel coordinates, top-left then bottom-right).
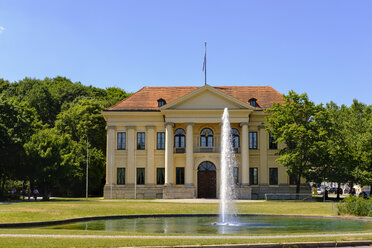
<box><xmin>117</xmin><ymin>132</ymin><xmax>126</xmax><ymax>150</ymax></box>
<box><xmin>269</xmin><ymin>133</ymin><xmax>278</xmax><ymax>149</ymax></box>
<box><xmin>249</xmin><ymin>98</ymin><xmax>258</xmax><ymax>107</ymax></box>
<box><xmin>200</xmin><ymin>128</ymin><xmax>214</xmax><ymax>147</ymax></box>
<box><xmin>157</xmin><ymin>98</ymin><xmax>166</xmax><ymax>107</ymax></box>
<box><xmin>174</xmin><ymin>128</ymin><xmax>185</xmax><ymax>148</ymax></box>
<box><xmin>157</xmin><ymin>132</ymin><xmax>165</xmax><ymax>150</ymax></box>
<box><xmin>249</xmin><ymin>132</ymin><xmax>258</xmax><ymax>149</ymax></box>
<box><xmin>137</xmin><ymin>132</ymin><xmax>145</xmax><ymax>150</ymax></box>
<box><xmin>232</xmin><ymin>128</ymin><xmax>240</xmax><ymax>148</ymax></box>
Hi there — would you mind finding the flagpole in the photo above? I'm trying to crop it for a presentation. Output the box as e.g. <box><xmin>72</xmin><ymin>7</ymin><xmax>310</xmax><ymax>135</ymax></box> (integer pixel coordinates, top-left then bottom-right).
<box><xmin>204</xmin><ymin>42</ymin><xmax>207</xmax><ymax>85</ymax></box>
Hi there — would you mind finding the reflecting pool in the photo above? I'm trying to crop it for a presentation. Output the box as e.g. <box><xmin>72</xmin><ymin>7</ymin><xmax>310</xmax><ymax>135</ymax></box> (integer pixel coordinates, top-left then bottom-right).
<box><xmin>44</xmin><ymin>216</ymin><xmax>372</xmax><ymax>235</ymax></box>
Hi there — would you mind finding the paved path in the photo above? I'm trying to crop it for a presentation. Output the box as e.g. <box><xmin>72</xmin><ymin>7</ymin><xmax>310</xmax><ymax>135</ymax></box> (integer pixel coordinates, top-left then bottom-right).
<box><xmin>1</xmin><ymin>233</ymin><xmax>371</xmax><ymax>239</ymax></box>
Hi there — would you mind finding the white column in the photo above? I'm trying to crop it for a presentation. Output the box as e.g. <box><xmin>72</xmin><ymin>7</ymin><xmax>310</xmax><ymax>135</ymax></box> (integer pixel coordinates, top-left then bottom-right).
<box><xmin>127</xmin><ymin>126</ymin><xmax>136</xmax><ymax>185</ymax></box>
<box><xmin>146</xmin><ymin>126</ymin><xmax>155</xmax><ymax>185</ymax></box>
<box><xmin>185</xmin><ymin>122</ymin><xmax>194</xmax><ymax>186</ymax></box>
<box><xmin>165</xmin><ymin>122</ymin><xmax>174</xmax><ymax>186</ymax></box>
<box><xmin>240</xmin><ymin>122</ymin><xmax>249</xmax><ymax>185</ymax></box>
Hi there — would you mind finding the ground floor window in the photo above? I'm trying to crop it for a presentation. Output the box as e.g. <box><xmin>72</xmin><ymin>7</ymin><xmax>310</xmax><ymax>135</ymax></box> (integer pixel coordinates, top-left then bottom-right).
<box><xmin>117</xmin><ymin>168</ymin><xmax>125</xmax><ymax>185</ymax></box>
<box><xmin>269</xmin><ymin>168</ymin><xmax>278</xmax><ymax>185</ymax></box>
<box><xmin>249</xmin><ymin>168</ymin><xmax>258</xmax><ymax>185</ymax></box>
<box><xmin>157</xmin><ymin>168</ymin><xmax>165</xmax><ymax>185</ymax></box>
<box><xmin>176</xmin><ymin>167</ymin><xmax>185</xmax><ymax>185</ymax></box>
<box><xmin>233</xmin><ymin>167</ymin><xmax>239</xmax><ymax>184</ymax></box>
<box><xmin>137</xmin><ymin>168</ymin><xmax>145</xmax><ymax>185</ymax></box>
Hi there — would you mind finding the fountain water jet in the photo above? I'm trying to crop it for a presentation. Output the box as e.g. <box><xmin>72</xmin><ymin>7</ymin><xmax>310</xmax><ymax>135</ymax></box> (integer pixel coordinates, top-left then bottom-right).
<box><xmin>218</xmin><ymin>108</ymin><xmax>238</xmax><ymax>225</ymax></box>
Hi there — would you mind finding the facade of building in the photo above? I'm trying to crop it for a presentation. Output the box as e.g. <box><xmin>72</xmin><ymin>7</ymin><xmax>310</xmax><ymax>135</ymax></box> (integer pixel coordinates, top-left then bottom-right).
<box><xmin>102</xmin><ymin>85</ymin><xmax>309</xmax><ymax>199</ymax></box>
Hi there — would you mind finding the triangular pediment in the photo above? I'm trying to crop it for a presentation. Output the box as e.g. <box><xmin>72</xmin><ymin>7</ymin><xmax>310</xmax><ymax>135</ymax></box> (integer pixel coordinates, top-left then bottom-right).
<box><xmin>161</xmin><ymin>85</ymin><xmax>253</xmax><ymax>110</ymax></box>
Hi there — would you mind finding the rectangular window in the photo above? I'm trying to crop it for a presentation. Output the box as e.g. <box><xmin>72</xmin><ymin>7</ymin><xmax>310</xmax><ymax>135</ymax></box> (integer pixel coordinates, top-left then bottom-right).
<box><xmin>289</xmin><ymin>173</ymin><xmax>297</xmax><ymax>185</ymax></box>
<box><xmin>117</xmin><ymin>168</ymin><xmax>125</xmax><ymax>185</ymax></box>
<box><xmin>117</xmin><ymin>132</ymin><xmax>126</xmax><ymax>150</ymax></box>
<box><xmin>156</xmin><ymin>168</ymin><xmax>165</xmax><ymax>185</ymax></box>
<box><xmin>269</xmin><ymin>133</ymin><xmax>278</xmax><ymax>149</ymax></box>
<box><xmin>269</xmin><ymin>168</ymin><xmax>278</xmax><ymax>185</ymax></box>
<box><xmin>157</xmin><ymin>132</ymin><xmax>165</xmax><ymax>150</ymax></box>
<box><xmin>176</xmin><ymin>167</ymin><xmax>185</xmax><ymax>185</ymax></box>
<box><xmin>137</xmin><ymin>168</ymin><xmax>145</xmax><ymax>185</ymax></box>
<box><xmin>249</xmin><ymin>132</ymin><xmax>258</xmax><ymax>149</ymax></box>
<box><xmin>249</xmin><ymin>168</ymin><xmax>258</xmax><ymax>185</ymax></box>
<box><xmin>233</xmin><ymin>167</ymin><xmax>239</xmax><ymax>184</ymax></box>
<box><xmin>137</xmin><ymin>132</ymin><xmax>145</xmax><ymax>150</ymax></box>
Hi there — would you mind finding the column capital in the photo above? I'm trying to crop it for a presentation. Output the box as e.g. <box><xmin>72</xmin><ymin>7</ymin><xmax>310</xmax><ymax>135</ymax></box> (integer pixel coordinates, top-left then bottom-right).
<box><xmin>126</xmin><ymin>126</ymin><xmax>136</xmax><ymax>130</ymax></box>
<box><xmin>185</xmin><ymin>122</ymin><xmax>194</xmax><ymax>127</ymax></box>
<box><xmin>165</xmin><ymin>122</ymin><xmax>174</xmax><ymax>128</ymax></box>
<box><xmin>106</xmin><ymin>125</ymin><xmax>116</xmax><ymax>130</ymax></box>
<box><xmin>258</xmin><ymin>124</ymin><xmax>265</xmax><ymax>130</ymax></box>
<box><xmin>240</xmin><ymin>122</ymin><xmax>249</xmax><ymax>127</ymax></box>
<box><xmin>145</xmin><ymin>125</ymin><xmax>156</xmax><ymax>130</ymax></box>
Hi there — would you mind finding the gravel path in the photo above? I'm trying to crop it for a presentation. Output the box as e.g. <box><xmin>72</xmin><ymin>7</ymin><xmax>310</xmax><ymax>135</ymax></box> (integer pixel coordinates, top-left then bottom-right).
<box><xmin>0</xmin><ymin>233</ymin><xmax>371</xmax><ymax>239</ymax></box>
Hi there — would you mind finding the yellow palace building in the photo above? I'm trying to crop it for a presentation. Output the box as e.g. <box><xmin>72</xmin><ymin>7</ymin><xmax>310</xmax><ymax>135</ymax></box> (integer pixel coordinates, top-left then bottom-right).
<box><xmin>102</xmin><ymin>85</ymin><xmax>309</xmax><ymax>199</ymax></box>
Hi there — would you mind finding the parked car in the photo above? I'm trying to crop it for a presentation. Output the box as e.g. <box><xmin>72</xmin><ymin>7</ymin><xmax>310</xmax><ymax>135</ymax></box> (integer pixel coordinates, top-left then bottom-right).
<box><xmin>359</xmin><ymin>191</ymin><xmax>370</xmax><ymax>199</ymax></box>
<box><xmin>329</xmin><ymin>187</ymin><xmax>336</xmax><ymax>193</ymax></box>
<box><xmin>317</xmin><ymin>188</ymin><xmax>324</xmax><ymax>195</ymax></box>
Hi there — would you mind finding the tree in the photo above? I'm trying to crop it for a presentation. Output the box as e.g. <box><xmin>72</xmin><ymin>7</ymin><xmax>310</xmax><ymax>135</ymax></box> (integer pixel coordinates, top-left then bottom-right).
<box><xmin>265</xmin><ymin>91</ymin><xmax>324</xmax><ymax>194</ymax></box>
<box><xmin>24</xmin><ymin>129</ymin><xmax>81</xmax><ymax>197</ymax></box>
<box><xmin>55</xmin><ymin>99</ymin><xmax>107</xmax><ymax>195</ymax></box>
<box><xmin>103</xmin><ymin>87</ymin><xmax>130</xmax><ymax>107</ymax></box>
<box><xmin>0</xmin><ymin>97</ymin><xmax>41</xmax><ymax>195</ymax></box>
<box><xmin>347</xmin><ymin>100</ymin><xmax>372</xmax><ymax>188</ymax></box>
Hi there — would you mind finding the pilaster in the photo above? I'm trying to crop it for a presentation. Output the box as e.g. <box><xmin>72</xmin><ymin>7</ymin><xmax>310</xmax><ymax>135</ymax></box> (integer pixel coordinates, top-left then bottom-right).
<box><xmin>240</xmin><ymin>122</ymin><xmax>249</xmax><ymax>185</ymax></box>
<box><xmin>146</xmin><ymin>125</ymin><xmax>155</xmax><ymax>184</ymax></box>
<box><xmin>258</xmin><ymin>124</ymin><xmax>268</xmax><ymax>184</ymax></box>
<box><xmin>106</xmin><ymin>125</ymin><xmax>116</xmax><ymax>199</ymax></box>
<box><xmin>126</xmin><ymin>126</ymin><xmax>136</xmax><ymax>184</ymax></box>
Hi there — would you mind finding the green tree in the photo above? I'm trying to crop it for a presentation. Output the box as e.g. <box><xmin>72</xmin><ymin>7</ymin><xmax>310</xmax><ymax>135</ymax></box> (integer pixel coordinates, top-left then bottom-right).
<box><xmin>347</xmin><ymin>100</ymin><xmax>372</xmax><ymax>188</ymax></box>
<box><xmin>265</xmin><ymin>91</ymin><xmax>324</xmax><ymax>194</ymax></box>
<box><xmin>24</xmin><ymin>129</ymin><xmax>81</xmax><ymax>198</ymax></box>
<box><xmin>55</xmin><ymin>99</ymin><xmax>107</xmax><ymax>195</ymax></box>
<box><xmin>0</xmin><ymin>97</ymin><xmax>41</xmax><ymax>195</ymax></box>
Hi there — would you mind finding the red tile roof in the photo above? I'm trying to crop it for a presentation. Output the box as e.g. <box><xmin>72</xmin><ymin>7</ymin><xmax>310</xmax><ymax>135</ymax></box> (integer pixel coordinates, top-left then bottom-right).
<box><xmin>105</xmin><ymin>86</ymin><xmax>283</xmax><ymax>111</ymax></box>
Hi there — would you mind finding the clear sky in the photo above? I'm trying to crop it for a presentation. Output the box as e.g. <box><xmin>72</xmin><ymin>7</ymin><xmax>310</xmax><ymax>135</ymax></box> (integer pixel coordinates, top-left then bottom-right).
<box><xmin>1</xmin><ymin>1</ymin><xmax>371</xmax><ymax>105</ymax></box>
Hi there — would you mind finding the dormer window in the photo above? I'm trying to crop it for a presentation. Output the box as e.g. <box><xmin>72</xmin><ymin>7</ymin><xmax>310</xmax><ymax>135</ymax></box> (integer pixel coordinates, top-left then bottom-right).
<box><xmin>157</xmin><ymin>99</ymin><xmax>166</xmax><ymax>107</ymax></box>
<box><xmin>249</xmin><ymin>98</ymin><xmax>258</xmax><ymax>107</ymax></box>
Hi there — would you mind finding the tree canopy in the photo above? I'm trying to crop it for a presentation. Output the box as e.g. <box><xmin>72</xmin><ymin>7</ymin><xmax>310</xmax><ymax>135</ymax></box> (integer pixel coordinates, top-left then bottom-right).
<box><xmin>0</xmin><ymin>76</ymin><xmax>130</xmax><ymax>198</ymax></box>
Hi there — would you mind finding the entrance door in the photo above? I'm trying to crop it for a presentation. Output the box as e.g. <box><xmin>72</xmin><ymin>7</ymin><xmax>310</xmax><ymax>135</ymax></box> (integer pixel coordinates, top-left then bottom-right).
<box><xmin>197</xmin><ymin>161</ymin><xmax>216</xmax><ymax>198</ymax></box>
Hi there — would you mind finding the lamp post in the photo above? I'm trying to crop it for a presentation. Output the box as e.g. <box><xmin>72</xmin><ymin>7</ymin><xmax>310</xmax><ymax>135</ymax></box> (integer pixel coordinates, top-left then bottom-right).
<box><xmin>86</xmin><ymin>137</ymin><xmax>89</xmax><ymax>199</ymax></box>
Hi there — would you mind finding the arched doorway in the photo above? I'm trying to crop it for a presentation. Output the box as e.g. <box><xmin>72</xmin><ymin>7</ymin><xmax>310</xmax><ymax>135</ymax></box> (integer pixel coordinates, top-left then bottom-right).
<box><xmin>197</xmin><ymin>161</ymin><xmax>216</xmax><ymax>198</ymax></box>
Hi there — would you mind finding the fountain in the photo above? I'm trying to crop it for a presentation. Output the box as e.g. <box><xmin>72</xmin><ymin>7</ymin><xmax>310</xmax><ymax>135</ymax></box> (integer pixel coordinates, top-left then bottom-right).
<box><xmin>36</xmin><ymin>108</ymin><xmax>372</xmax><ymax>235</ymax></box>
<box><xmin>217</xmin><ymin>108</ymin><xmax>238</xmax><ymax>226</ymax></box>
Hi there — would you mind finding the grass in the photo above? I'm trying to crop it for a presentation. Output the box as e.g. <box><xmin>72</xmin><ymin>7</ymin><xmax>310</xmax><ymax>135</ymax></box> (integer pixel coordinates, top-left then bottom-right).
<box><xmin>0</xmin><ymin>236</ymin><xmax>371</xmax><ymax>248</ymax></box>
<box><xmin>0</xmin><ymin>198</ymin><xmax>336</xmax><ymax>223</ymax></box>
<box><xmin>0</xmin><ymin>198</ymin><xmax>370</xmax><ymax>247</ymax></box>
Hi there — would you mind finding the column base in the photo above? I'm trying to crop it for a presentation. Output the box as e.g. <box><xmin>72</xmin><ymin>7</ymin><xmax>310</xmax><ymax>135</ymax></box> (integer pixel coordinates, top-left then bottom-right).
<box><xmin>163</xmin><ymin>186</ymin><xmax>196</xmax><ymax>199</ymax></box>
<box><xmin>236</xmin><ymin>185</ymin><xmax>252</xmax><ymax>199</ymax></box>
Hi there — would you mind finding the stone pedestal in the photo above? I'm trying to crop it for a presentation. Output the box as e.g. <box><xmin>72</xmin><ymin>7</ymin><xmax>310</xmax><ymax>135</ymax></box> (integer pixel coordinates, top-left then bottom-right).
<box><xmin>163</xmin><ymin>185</ymin><xmax>195</xmax><ymax>199</ymax></box>
<box><xmin>236</xmin><ymin>185</ymin><xmax>252</xmax><ymax>199</ymax></box>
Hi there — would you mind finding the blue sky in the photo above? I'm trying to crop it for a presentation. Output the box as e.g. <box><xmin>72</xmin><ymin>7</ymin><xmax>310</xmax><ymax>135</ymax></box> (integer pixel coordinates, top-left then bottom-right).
<box><xmin>0</xmin><ymin>1</ymin><xmax>371</xmax><ymax>105</ymax></box>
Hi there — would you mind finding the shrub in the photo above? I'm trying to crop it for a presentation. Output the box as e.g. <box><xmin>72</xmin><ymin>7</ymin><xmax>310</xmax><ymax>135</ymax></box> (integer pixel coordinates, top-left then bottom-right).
<box><xmin>337</xmin><ymin>195</ymin><xmax>372</xmax><ymax>216</ymax></box>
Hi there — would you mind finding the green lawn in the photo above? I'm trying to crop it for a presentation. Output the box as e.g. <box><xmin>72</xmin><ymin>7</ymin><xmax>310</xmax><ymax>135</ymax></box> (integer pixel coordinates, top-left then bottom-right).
<box><xmin>0</xmin><ymin>236</ymin><xmax>371</xmax><ymax>248</ymax></box>
<box><xmin>0</xmin><ymin>198</ymin><xmax>369</xmax><ymax>247</ymax></box>
<box><xmin>0</xmin><ymin>198</ymin><xmax>336</xmax><ymax>223</ymax></box>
